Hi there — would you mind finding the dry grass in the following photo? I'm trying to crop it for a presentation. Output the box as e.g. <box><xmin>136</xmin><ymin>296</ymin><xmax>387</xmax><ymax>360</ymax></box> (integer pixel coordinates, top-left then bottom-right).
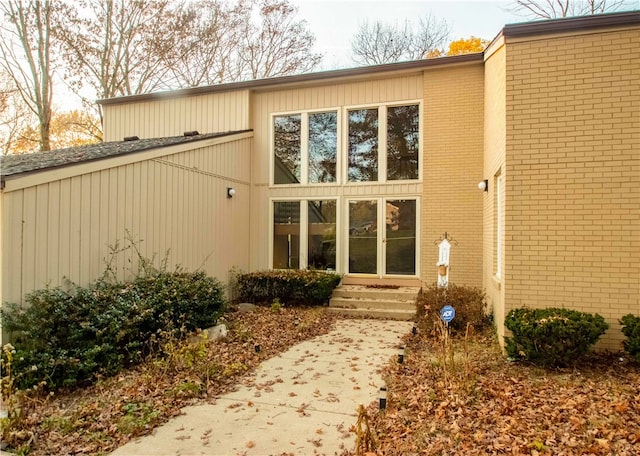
<box><xmin>363</xmin><ymin>326</ymin><xmax>640</xmax><ymax>455</ymax></box>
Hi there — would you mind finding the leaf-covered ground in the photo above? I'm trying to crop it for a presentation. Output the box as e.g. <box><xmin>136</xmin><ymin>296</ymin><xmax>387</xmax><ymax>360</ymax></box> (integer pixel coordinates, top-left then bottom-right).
<box><xmin>4</xmin><ymin>306</ymin><xmax>338</xmax><ymax>455</ymax></box>
<box><xmin>361</xmin><ymin>330</ymin><xmax>640</xmax><ymax>456</ymax></box>
<box><xmin>6</xmin><ymin>310</ymin><xmax>640</xmax><ymax>456</ymax></box>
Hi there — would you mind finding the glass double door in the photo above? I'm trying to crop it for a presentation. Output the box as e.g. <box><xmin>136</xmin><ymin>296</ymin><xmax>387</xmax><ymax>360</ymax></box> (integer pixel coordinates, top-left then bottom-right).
<box><xmin>347</xmin><ymin>198</ymin><xmax>417</xmax><ymax>277</ymax></box>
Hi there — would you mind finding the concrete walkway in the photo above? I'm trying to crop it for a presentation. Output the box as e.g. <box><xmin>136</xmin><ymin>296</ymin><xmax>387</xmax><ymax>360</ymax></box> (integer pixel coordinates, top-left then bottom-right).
<box><xmin>111</xmin><ymin>319</ymin><xmax>412</xmax><ymax>456</ymax></box>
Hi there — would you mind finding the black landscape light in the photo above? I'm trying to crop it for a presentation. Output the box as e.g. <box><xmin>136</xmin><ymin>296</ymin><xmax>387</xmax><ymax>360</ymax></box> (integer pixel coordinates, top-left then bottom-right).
<box><xmin>379</xmin><ymin>386</ymin><xmax>387</xmax><ymax>410</ymax></box>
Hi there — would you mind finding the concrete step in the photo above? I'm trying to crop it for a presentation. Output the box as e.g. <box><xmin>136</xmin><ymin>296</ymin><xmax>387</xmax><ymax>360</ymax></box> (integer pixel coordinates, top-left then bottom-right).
<box><xmin>326</xmin><ymin>306</ymin><xmax>415</xmax><ymax>321</ymax></box>
<box><xmin>331</xmin><ymin>285</ymin><xmax>420</xmax><ymax>302</ymax></box>
<box><xmin>328</xmin><ymin>284</ymin><xmax>419</xmax><ymax>320</ymax></box>
<box><xmin>329</xmin><ymin>297</ymin><xmax>415</xmax><ymax>311</ymax></box>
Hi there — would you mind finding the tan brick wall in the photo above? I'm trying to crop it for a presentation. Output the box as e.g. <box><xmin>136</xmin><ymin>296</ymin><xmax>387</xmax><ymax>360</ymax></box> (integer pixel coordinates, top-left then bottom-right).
<box><xmin>483</xmin><ymin>41</ymin><xmax>507</xmax><ymax>342</ymax></box>
<box><xmin>505</xmin><ymin>27</ymin><xmax>640</xmax><ymax>350</ymax></box>
<box><xmin>422</xmin><ymin>63</ymin><xmax>485</xmax><ymax>288</ymax></box>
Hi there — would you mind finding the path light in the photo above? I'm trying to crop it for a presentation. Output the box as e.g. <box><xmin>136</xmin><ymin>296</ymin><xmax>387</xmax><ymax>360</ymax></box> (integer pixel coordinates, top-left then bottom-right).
<box><xmin>379</xmin><ymin>386</ymin><xmax>387</xmax><ymax>410</ymax></box>
<box><xmin>398</xmin><ymin>346</ymin><xmax>405</xmax><ymax>364</ymax></box>
<box><xmin>254</xmin><ymin>344</ymin><xmax>260</xmax><ymax>353</ymax></box>
<box><xmin>412</xmin><ymin>325</ymin><xmax>417</xmax><ymax>336</ymax></box>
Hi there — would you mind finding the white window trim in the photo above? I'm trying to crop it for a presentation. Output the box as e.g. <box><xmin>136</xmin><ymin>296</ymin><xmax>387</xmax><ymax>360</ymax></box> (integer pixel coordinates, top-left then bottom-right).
<box><xmin>270</xmin><ymin>108</ymin><xmax>342</xmax><ymax>187</ymax></box>
<box><xmin>269</xmin><ymin>197</ymin><xmax>341</xmax><ymax>272</ymax></box>
<box><xmin>495</xmin><ymin>173</ymin><xmax>503</xmax><ymax>280</ymax></box>
<box><xmin>343</xmin><ymin>99</ymin><xmax>423</xmax><ymax>185</ymax></box>
<box><xmin>343</xmin><ymin>195</ymin><xmax>421</xmax><ymax>278</ymax></box>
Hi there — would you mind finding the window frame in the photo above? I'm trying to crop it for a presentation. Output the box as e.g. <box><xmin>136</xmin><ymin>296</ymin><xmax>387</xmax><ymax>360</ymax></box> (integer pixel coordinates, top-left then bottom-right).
<box><xmin>343</xmin><ymin>100</ymin><xmax>423</xmax><ymax>185</ymax></box>
<box><xmin>270</xmin><ymin>108</ymin><xmax>341</xmax><ymax>187</ymax></box>
<box><xmin>494</xmin><ymin>172</ymin><xmax>503</xmax><ymax>280</ymax></box>
<box><xmin>269</xmin><ymin>197</ymin><xmax>341</xmax><ymax>271</ymax></box>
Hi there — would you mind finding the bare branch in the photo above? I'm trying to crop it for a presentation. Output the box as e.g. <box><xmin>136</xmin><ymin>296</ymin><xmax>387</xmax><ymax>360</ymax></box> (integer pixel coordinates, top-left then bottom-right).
<box><xmin>0</xmin><ymin>0</ymin><xmax>55</xmax><ymax>151</ymax></box>
<box><xmin>508</xmin><ymin>0</ymin><xmax>627</xmax><ymax>19</ymax></box>
<box><xmin>350</xmin><ymin>14</ymin><xmax>450</xmax><ymax>66</ymax></box>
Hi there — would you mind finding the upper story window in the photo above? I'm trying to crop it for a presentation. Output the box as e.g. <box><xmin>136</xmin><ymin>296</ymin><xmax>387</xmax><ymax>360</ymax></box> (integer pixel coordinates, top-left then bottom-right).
<box><xmin>387</xmin><ymin>104</ymin><xmax>419</xmax><ymax>180</ymax></box>
<box><xmin>274</xmin><ymin>114</ymin><xmax>302</xmax><ymax>184</ymax></box>
<box><xmin>272</xmin><ymin>102</ymin><xmax>420</xmax><ymax>186</ymax></box>
<box><xmin>348</xmin><ymin>108</ymin><xmax>379</xmax><ymax>182</ymax></box>
<box><xmin>273</xmin><ymin>110</ymin><xmax>338</xmax><ymax>185</ymax></box>
<box><xmin>348</xmin><ymin>103</ymin><xmax>420</xmax><ymax>183</ymax></box>
<box><xmin>309</xmin><ymin>112</ymin><xmax>338</xmax><ymax>183</ymax></box>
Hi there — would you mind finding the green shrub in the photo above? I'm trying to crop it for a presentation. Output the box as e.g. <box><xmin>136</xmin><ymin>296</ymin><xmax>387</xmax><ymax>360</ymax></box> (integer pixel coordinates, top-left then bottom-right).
<box><xmin>1</xmin><ymin>271</ymin><xmax>225</xmax><ymax>390</ymax></box>
<box><xmin>505</xmin><ymin>307</ymin><xmax>608</xmax><ymax>367</ymax></box>
<box><xmin>415</xmin><ymin>283</ymin><xmax>490</xmax><ymax>334</ymax></box>
<box><xmin>236</xmin><ymin>269</ymin><xmax>341</xmax><ymax>306</ymax></box>
<box><xmin>620</xmin><ymin>314</ymin><xmax>640</xmax><ymax>363</ymax></box>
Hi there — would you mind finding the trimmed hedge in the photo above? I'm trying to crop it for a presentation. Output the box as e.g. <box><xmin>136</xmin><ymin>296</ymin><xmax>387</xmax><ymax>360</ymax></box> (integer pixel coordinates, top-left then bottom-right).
<box><xmin>505</xmin><ymin>307</ymin><xmax>608</xmax><ymax>367</ymax></box>
<box><xmin>415</xmin><ymin>283</ymin><xmax>490</xmax><ymax>334</ymax></box>
<box><xmin>236</xmin><ymin>269</ymin><xmax>341</xmax><ymax>306</ymax></box>
<box><xmin>620</xmin><ymin>314</ymin><xmax>640</xmax><ymax>363</ymax></box>
<box><xmin>1</xmin><ymin>271</ymin><xmax>225</xmax><ymax>389</ymax></box>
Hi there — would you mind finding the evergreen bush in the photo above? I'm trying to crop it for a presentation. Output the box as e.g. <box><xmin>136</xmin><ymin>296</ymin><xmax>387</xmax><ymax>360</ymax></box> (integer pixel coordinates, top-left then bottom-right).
<box><xmin>620</xmin><ymin>314</ymin><xmax>640</xmax><ymax>363</ymax></box>
<box><xmin>236</xmin><ymin>269</ymin><xmax>341</xmax><ymax>306</ymax></box>
<box><xmin>505</xmin><ymin>307</ymin><xmax>608</xmax><ymax>367</ymax></box>
<box><xmin>1</xmin><ymin>271</ymin><xmax>225</xmax><ymax>389</ymax></box>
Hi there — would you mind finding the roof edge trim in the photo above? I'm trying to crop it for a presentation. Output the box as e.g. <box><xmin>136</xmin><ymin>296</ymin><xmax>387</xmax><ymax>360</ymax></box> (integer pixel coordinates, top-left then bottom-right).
<box><xmin>502</xmin><ymin>10</ymin><xmax>640</xmax><ymax>38</ymax></box>
<box><xmin>97</xmin><ymin>53</ymin><xmax>483</xmax><ymax>106</ymax></box>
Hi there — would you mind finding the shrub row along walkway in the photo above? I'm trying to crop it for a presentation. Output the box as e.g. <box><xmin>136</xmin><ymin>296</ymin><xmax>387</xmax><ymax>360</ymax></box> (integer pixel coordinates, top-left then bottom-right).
<box><xmin>110</xmin><ymin>319</ymin><xmax>413</xmax><ymax>455</ymax></box>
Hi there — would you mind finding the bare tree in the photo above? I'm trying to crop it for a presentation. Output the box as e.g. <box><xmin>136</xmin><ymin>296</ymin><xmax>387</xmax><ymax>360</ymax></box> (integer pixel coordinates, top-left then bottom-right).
<box><xmin>0</xmin><ymin>0</ymin><xmax>54</xmax><ymax>151</ymax></box>
<box><xmin>235</xmin><ymin>0</ymin><xmax>322</xmax><ymax>80</ymax></box>
<box><xmin>168</xmin><ymin>0</ymin><xmax>245</xmax><ymax>87</ymax></box>
<box><xmin>55</xmin><ymin>0</ymin><xmax>190</xmax><ymax>123</ymax></box>
<box><xmin>351</xmin><ymin>14</ymin><xmax>450</xmax><ymax>65</ymax></box>
<box><xmin>0</xmin><ymin>70</ymin><xmax>31</xmax><ymax>155</ymax></box>
<box><xmin>510</xmin><ymin>0</ymin><xmax>627</xmax><ymax>19</ymax></box>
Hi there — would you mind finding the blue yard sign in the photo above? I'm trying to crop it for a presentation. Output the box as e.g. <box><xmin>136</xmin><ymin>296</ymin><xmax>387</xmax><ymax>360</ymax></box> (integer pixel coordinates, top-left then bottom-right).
<box><xmin>440</xmin><ymin>305</ymin><xmax>455</xmax><ymax>324</ymax></box>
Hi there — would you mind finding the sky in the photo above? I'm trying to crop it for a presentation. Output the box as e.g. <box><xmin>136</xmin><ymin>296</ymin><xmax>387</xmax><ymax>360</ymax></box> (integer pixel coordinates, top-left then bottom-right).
<box><xmin>293</xmin><ymin>0</ymin><xmax>526</xmax><ymax>69</ymax></box>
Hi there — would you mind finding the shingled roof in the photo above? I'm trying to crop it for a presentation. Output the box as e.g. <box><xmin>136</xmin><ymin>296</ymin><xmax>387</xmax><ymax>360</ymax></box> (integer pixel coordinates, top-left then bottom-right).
<box><xmin>0</xmin><ymin>131</ymin><xmax>249</xmax><ymax>184</ymax></box>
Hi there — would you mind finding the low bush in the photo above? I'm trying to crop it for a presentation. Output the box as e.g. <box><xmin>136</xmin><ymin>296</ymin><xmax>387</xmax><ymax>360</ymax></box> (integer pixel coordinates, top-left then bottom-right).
<box><xmin>1</xmin><ymin>270</ymin><xmax>225</xmax><ymax>390</ymax></box>
<box><xmin>236</xmin><ymin>269</ymin><xmax>341</xmax><ymax>306</ymax></box>
<box><xmin>505</xmin><ymin>307</ymin><xmax>608</xmax><ymax>367</ymax></box>
<box><xmin>415</xmin><ymin>283</ymin><xmax>490</xmax><ymax>334</ymax></box>
<box><xmin>620</xmin><ymin>314</ymin><xmax>640</xmax><ymax>363</ymax></box>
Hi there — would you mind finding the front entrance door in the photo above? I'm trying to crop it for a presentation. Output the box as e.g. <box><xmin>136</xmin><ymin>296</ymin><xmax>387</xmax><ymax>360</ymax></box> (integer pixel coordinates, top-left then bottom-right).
<box><xmin>347</xmin><ymin>198</ymin><xmax>417</xmax><ymax>277</ymax></box>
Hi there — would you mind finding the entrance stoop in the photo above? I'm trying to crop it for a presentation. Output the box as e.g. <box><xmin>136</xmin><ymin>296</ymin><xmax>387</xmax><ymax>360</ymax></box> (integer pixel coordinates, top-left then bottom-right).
<box><xmin>328</xmin><ymin>285</ymin><xmax>420</xmax><ymax>320</ymax></box>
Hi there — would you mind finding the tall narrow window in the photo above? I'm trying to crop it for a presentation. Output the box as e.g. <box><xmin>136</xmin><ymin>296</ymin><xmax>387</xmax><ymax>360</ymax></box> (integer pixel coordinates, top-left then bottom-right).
<box><xmin>348</xmin><ymin>108</ymin><xmax>378</xmax><ymax>182</ymax></box>
<box><xmin>348</xmin><ymin>200</ymin><xmax>378</xmax><ymax>273</ymax></box>
<box><xmin>308</xmin><ymin>200</ymin><xmax>336</xmax><ymax>270</ymax></box>
<box><xmin>273</xmin><ymin>202</ymin><xmax>300</xmax><ymax>269</ymax></box>
<box><xmin>274</xmin><ymin>115</ymin><xmax>301</xmax><ymax>184</ymax></box>
<box><xmin>385</xmin><ymin>199</ymin><xmax>416</xmax><ymax>275</ymax></box>
<box><xmin>308</xmin><ymin>112</ymin><xmax>337</xmax><ymax>183</ymax></box>
<box><xmin>495</xmin><ymin>173</ymin><xmax>503</xmax><ymax>279</ymax></box>
<box><xmin>387</xmin><ymin>105</ymin><xmax>419</xmax><ymax>180</ymax></box>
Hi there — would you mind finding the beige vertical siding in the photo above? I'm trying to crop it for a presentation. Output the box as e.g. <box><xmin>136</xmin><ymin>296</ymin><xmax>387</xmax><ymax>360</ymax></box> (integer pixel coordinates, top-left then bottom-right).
<box><xmin>483</xmin><ymin>40</ymin><xmax>507</xmax><ymax>343</ymax></box>
<box><xmin>0</xmin><ymin>136</ymin><xmax>252</xmax><ymax>310</ymax></box>
<box><xmin>422</xmin><ymin>63</ymin><xmax>485</xmax><ymax>288</ymax></box>
<box><xmin>504</xmin><ymin>27</ymin><xmax>640</xmax><ymax>350</ymax></box>
<box><xmin>102</xmin><ymin>91</ymin><xmax>251</xmax><ymax>142</ymax></box>
<box><xmin>249</xmin><ymin>75</ymin><xmax>425</xmax><ymax>272</ymax></box>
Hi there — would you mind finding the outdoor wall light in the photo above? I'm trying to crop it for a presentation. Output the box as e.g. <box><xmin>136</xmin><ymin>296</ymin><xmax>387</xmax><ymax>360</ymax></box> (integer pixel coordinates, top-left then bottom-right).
<box><xmin>478</xmin><ymin>179</ymin><xmax>489</xmax><ymax>192</ymax></box>
<box><xmin>379</xmin><ymin>386</ymin><xmax>387</xmax><ymax>410</ymax></box>
<box><xmin>398</xmin><ymin>346</ymin><xmax>405</xmax><ymax>364</ymax></box>
<box><xmin>227</xmin><ymin>187</ymin><xmax>236</xmax><ymax>198</ymax></box>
